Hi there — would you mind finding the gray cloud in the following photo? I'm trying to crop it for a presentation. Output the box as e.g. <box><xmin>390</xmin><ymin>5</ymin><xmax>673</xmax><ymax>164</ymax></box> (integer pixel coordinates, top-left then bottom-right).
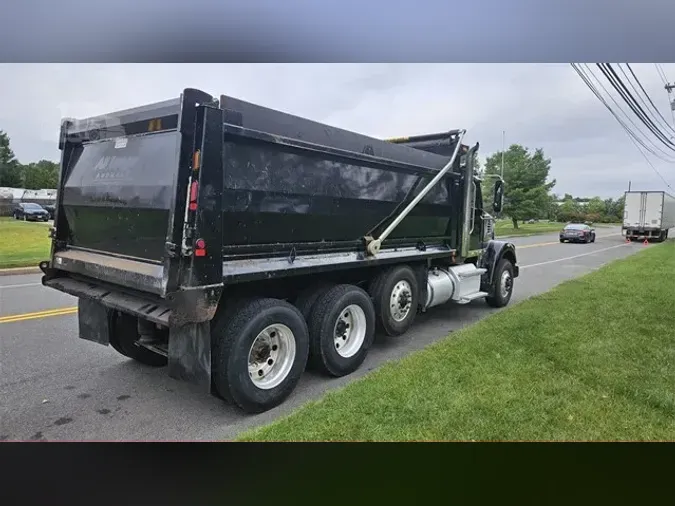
<box><xmin>1</xmin><ymin>63</ymin><xmax>674</xmax><ymax>198</ymax></box>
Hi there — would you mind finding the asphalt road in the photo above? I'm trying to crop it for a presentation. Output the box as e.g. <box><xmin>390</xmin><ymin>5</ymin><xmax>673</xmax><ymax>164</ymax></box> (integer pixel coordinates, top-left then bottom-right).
<box><xmin>0</xmin><ymin>226</ymin><xmax>646</xmax><ymax>441</ymax></box>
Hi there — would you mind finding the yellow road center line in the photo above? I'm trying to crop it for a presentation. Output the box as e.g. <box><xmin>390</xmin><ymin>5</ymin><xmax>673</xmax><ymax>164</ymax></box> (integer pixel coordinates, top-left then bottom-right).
<box><xmin>0</xmin><ymin>306</ymin><xmax>78</xmax><ymax>324</ymax></box>
<box><xmin>518</xmin><ymin>241</ymin><xmax>560</xmax><ymax>249</ymax></box>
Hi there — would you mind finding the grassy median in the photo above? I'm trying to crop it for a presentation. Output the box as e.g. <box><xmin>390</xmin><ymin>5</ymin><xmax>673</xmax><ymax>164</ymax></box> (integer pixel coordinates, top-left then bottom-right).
<box><xmin>494</xmin><ymin>220</ymin><xmax>563</xmax><ymax>237</ymax></box>
<box><xmin>0</xmin><ymin>217</ymin><xmax>51</xmax><ymax>269</ymax></box>
<box><xmin>239</xmin><ymin>241</ymin><xmax>675</xmax><ymax>441</ymax></box>
<box><xmin>494</xmin><ymin>220</ymin><xmax>621</xmax><ymax>238</ymax></box>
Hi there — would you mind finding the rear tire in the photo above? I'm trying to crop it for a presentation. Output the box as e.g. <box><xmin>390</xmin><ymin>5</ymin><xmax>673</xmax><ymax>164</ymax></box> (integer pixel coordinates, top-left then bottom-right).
<box><xmin>212</xmin><ymin>298</ymin><xmax>309</xmax><ymax>414</ymax></box>
<box><xmin>109</xmin><ymin>311</ymin><xmax>168</xmax><ymax>367</ymax></box>
<box><xmin>307</xmin><ymin>284</ymin><xmax>375</xmax><ymax>377</ymax></box>
<box><xmin>485</xmin><ymin>258</ymin><xmax>515</xmax><ymax>308</ymax></box>
<box><xmin>294</xmin><ymin>282</ymin><xmax>334</xmax><ymax>322</ymax></box>
<box><xmin>368</xmin><ymin>265</ymin><xmax>419</xmax><ymax>337</ymax></box>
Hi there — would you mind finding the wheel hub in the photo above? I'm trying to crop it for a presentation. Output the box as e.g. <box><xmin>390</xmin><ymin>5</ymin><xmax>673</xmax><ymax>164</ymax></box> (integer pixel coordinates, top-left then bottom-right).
<box><xmin>333</xmin><ymin>304</ymin><xmax>367</xmax><ymax>358</ymax></box>
<box><xmin>500</xmin><ymin>271</ymin><xmax>512</xmax><ymax>299</ymax></box>
<box><xmin>248</xmin><ymin>324</ymin><xmax>296</xmax><ymax>390</ymax></box>
<box><xmin>390</xmin><ymin>280</ymin><xmax>413</xmax><ymax>322</ymax></box>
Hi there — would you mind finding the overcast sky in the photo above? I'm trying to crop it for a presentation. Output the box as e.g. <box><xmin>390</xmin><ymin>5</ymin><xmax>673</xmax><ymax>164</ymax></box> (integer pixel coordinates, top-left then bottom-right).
<box><xmin>1</xmin><ymin>63</ymin><xmax>674</xmax><ymax>198</ymax></box>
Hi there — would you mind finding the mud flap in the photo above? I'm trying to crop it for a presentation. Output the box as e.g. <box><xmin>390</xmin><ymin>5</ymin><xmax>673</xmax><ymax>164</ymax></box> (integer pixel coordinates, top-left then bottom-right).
<box><xmin>78</xmin><ymin>298</ymin><xmax>112</xmax><ymax>346</ymax></box>
<box><xmin>168</xmin><ymin>322</ymin><xmax>212</xmax><ymax>392</ymax></box>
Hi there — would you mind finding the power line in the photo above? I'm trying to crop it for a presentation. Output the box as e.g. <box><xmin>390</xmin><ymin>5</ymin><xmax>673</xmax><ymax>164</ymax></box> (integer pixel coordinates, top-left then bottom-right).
<box><xmin>579</xmin><ymin>64</ymin><xmax>675</xmax><ymax>162</ymax></box>
<box><xmin>571</xmin><ymin>63</ymin><xmax>674</xmax><ymax>190</ymax></box>
<box><xmin>624</xmin><ymin>133</ymin><xmax>674</xmax><ymax>192</ymax></box>
<box><xmin>621</xmin><ymin>64</ymin><xmax>675</xmax><ymax>137</ymax></box>
<box><xmin>655</xmin><ymin>64</ymin><xmax>675</xmax><ymax>128</ymax></box>
<box><xmin>598</xmin><ymin>63</ymin><xmax>675</xmax><ymax>151</ymax></box>
<box><xmin>655</xmin><ymin>64</ymin><xmax>668</xmax><ymax>85</ymax></box>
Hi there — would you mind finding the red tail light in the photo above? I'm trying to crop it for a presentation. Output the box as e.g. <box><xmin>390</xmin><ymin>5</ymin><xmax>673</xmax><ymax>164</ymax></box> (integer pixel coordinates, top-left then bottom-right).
<box><xmin>194</xmin><ymin>238</ymin><xmax>207</xmax><ymax>257</ymax></box>
<box><xmin>189</xmin><ymin>180</ymin><xmax>199</xmax><ymax>211</ymax></box>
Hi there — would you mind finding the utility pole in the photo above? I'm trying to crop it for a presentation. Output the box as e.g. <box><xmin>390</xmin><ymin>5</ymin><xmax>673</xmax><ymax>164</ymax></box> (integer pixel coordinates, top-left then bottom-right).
<box><xmin>665</xmin><ymin>83</ymin><xmax>675</xmax><ymax>124</ymax></box>
<box><xmin>501</xmin><ymin>130</ymin><xmax>505</xmax><ymax>179</ymax></box>
<box><xmin>628</xmin><ymin>180</ymin><xmax>631</xmax><ymax>192</ymax></box>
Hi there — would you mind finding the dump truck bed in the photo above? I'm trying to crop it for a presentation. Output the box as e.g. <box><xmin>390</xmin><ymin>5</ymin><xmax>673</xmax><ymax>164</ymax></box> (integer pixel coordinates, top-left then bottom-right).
<box><xmin>45</xmin><ymin>88</ymin><xmax>471</xmax><ymax>311</ymax></box>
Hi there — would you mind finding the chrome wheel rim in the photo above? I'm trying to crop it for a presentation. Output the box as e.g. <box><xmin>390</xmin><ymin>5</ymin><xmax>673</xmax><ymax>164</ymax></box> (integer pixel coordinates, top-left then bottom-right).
<box><xmin>500</xmin><ymin>270</ymin><xmax>512</xmax><ymax>299</ymax></box>
<box><xmin>333</xmin><ymin>304</ymin><xmax>367</xmax><ymax>358</ymax></box>
<box><xmin>248</xmin><ymin>324</ymin><xmax>296</xmax><ymax>390</ymax></box>
<box><xmin>389</xmin><ymin>280</ymin><xmax>413</xmax><ymax>322</ymax></box>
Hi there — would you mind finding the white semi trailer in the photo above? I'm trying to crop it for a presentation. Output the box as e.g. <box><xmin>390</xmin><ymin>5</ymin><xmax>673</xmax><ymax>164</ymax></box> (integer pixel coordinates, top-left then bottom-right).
<box><xmin>623</xmin><ymin>190</ymin><xmax>675</xmax><ymax>242</ymax></box>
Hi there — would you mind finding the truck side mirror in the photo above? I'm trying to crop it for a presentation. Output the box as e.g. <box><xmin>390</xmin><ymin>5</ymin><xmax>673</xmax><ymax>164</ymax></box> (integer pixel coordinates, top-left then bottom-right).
<box><xmin>493</xmin><ymin>179</ymin><xmax>504</xmax><ymax>213</ymax></box>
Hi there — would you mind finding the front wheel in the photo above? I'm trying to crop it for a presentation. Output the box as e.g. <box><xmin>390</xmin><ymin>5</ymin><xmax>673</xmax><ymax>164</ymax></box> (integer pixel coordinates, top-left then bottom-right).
<box><xmin>212</xmin><ymin>298</ymin><xmax>309</xmax><ymax>414</ymax></box>
<box><xmin>485</xmin><ymin>259</ymin><xmax>515</xmax><ymax>308</ymax></box>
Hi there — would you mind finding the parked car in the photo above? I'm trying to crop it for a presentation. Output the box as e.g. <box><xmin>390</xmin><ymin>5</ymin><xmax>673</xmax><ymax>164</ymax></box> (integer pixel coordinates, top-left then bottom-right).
<box><xmin>12</xmin><ymin>202</ymin><xmax>50</xmax><ymax>222</ymax></box>
<box><xmin>559</xmin><ymin>223</ymin><xmax>595</xmax><ymax>243</ymax></box>
<box><xmin>43</xmin><ymin>204</ymin><xmax>56</xmax><ymax>220</ymax></box>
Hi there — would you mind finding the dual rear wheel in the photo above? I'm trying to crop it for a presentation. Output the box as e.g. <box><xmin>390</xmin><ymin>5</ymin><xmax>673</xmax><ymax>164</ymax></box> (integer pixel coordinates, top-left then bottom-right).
<box><xmin>211</xmin><ymin>266</ymin><xmax>422</xmax><ymax>413</ymax></box>
<box><xmin>210</xmin><ymin>286</ymin><xmax>377</xmax><ymax>413</ymax></box>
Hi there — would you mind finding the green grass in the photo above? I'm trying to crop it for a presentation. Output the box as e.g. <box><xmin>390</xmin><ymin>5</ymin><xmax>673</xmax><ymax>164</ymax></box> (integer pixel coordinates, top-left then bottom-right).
<box><xmin>239</xmin><ymin>241</ymin><xmax>675</xmax><ymax>441</ymax></box>
<box><xmin>494</xmin><ymin>220</ymin><xmax>564</xmax><ymax>237</ymax></box>
<box><xmin>0</xmin><ymin>217</ymin><xmax>51</xmax><ymax>269</ymax></box>
<box><xmin>494</xmin><ymin>220</ymin><xmax>621</xmax><ymax>238</ymax></box>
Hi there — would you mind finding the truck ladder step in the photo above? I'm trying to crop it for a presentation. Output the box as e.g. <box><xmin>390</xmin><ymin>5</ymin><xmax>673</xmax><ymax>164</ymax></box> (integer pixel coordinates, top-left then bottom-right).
<box><xmin>457</xmin><ymin>291</ymin><xmax>489</xmax><ymax>304</ymax></box>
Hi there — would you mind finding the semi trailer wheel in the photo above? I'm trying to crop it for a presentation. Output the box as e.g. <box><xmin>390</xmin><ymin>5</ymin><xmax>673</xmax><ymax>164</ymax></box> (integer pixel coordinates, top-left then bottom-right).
<box><xmin>109</xmin><ymin>311</ymin><xmax>168</xmax><ymax>367</ymax></box>
<box><xmin>485</xmin><ymin>258</ymin><xmax>514</xmax><ymax>308</ymax></box>
<box><xmin>368</xmin><ymin>265</ymin><xmax>419</xmax><ymax>337</ymax></box>
<box><xmin>307</xmin><ymin>284</ymin><xmax>375</xmax><ymax>377</ymax></box>
<box><xmin>212</xmin><ymin>298</ymin><xmax>309</xmax><ymax>414</ymax></box>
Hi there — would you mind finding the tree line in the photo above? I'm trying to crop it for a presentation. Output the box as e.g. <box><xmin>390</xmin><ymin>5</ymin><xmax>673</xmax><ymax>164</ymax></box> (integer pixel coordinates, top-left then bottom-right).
<box><xmin>479</xmin><ymin>143</ymin><xmax>624</xmax><ymax>227</ymax></box>
<box><xmin>0</xmin><ymin>130</ymin><xmax>59</xmax><ymax>189</ymax></box>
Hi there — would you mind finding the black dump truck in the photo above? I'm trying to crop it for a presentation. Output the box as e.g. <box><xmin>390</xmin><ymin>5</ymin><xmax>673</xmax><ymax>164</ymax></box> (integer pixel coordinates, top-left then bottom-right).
<box><xmin>40</xmin><ymin>88</ymin><xmax>519</xmax><ymax>413</ymax></box>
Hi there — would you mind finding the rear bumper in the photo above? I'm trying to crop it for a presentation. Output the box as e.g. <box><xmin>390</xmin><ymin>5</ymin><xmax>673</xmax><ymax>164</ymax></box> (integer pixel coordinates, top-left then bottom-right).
<box><xmin>40</xmin><ymin>258</ymin><xmax>223</xmax><ymax>325</ymax></box>
<box><xmin>623</xmin><ymin>228</ymin><xmax>663</xmax><ymax>237</ymax></box>
<box><xmin>50</xmin><ymin>249</ymin><xmax>166</xmax><ymax>295</ymax></box>
<box><xmin>43</xmin><ymin>275</ymin><xmax>173</xmax><ymax>326</ymax></box>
